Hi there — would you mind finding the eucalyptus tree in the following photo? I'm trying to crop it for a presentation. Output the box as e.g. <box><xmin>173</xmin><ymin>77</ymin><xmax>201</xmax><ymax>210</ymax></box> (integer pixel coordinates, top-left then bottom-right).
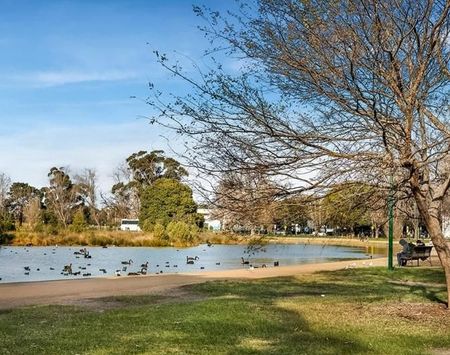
<box><xmin>150</xmin><ymin>1</ymin><xmax>450</xmax><ymax>305</ymax></box>
<box><xmin>0</xmin><ymin>173</ymin><xmax>11</xmax><ymax>213</ymax></box>
<box><xmin>108</xmin><ymin>150</ymin><xmax>188</xmax><ymax>220</ymax></box>
<box><xmin>6</xmin><ymin>182</ymin><xmax>40</xmax><ymax>226</ymax></box>
<box><xmin>44</xmin><ymin>167</ymin><xmax>81</xmax><ymax>228</ymax></box>
<box><xmin>75</xmin><ymin>169</ymin><xmax>100</xmax><ymax>226</ymax></box>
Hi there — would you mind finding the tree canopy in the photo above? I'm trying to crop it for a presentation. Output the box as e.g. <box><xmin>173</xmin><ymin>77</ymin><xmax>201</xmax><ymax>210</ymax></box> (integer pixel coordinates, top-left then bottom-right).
<box><xmin>139</xmin><ymin>178</ymin><xmax>200</xmax><ymax>228</ymax></box>
<box><xmin>150</xmin><ymin>0</ymin><xmax>450</xmax><ymax>305</ymax></box>
<box><xmin>109</xmin><ymin>150</ymin><xmax>188</xmax><ymax>220</ymax></box>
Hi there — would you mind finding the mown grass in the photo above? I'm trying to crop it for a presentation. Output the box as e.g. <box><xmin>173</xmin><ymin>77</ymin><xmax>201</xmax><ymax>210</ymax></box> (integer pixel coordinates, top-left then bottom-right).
<box><xmin>1</xmin><ymin>267</ymin><xmax>449</xmax><ymax>354</ymax></box>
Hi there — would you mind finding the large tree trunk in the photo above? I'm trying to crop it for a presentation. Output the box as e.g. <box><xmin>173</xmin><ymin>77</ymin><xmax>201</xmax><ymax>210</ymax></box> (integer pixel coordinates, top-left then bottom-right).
<box><xmin>414</xmin><ymin>194</ymin><xmax>450</xmax><ymax>308</ymax></box>
<box><xmin>425</xmin><ymin>216</ymin><xmax>450</xmax><ymax>308</ymax></box>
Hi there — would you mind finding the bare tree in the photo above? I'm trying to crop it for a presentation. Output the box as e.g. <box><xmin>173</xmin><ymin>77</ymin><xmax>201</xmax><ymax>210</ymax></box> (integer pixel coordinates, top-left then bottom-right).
<box><xmin>110</xmin><ymin>163</ymin><xmax>140</xmax><ymax>219</ymax></box>
<box><xmin>23</xmin><ymin>196</ymin><xmax>42</xmax><ymax>231</ymax></box>
<box><xmin>75</xmin><ymin>169</ymin><xmax>100</xmax><ymax>226</ymax></box>
<box><xmin>44</xmin><ymin>167</ymin><xmax>80</xmax><ymax>228</ymax></box>
<box><xmin>213</xmin><ymin>170</ymin><xmax>279</xmax><ymax>233</ymax></box>
<box><xmin>0</xmin><ymin>172</ymin><xmax>11</xmax><ymax>213</ymax></box>
<box><xmin>150</xmin><ymin>1</ymin><xmax>450</xmax><ymax>305</ymax></box>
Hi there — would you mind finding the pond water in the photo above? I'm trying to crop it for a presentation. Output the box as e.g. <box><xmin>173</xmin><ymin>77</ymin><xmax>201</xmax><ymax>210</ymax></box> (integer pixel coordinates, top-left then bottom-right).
<box><xmin>0</xmin><ymin>243</ymin><xmax>384</xmax><ymax>283</ymax></box>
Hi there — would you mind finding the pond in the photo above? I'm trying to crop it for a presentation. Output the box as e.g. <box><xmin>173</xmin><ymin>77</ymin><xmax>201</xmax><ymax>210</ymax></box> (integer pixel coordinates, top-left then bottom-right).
<box><xmin>0</xmin><ymin>243</ymin><xmax>384</xmax><ymax>283</ymax></box>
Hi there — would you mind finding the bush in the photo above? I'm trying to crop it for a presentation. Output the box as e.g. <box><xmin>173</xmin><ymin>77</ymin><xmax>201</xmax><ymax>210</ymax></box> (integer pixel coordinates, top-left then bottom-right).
<box><xmin>153</xmin><ymin>223</ymin><xmax>167</xmax><ymax>244</ymax></box>
<box><xmin>71</xmin><ymin>210</ymin><xmax>87</xmax><ymax>233</ymax></box>
<box><xmin>166</xmin><ymin>221</ymin><xmax>198</xmax><ymax>246</ymax></box>
<box><xmin>0</xmin><ymin>213</ymin><xmax>15</xmax><ymax>233</ymax></box>
<box><xmin>141</xmin><ymin>219</ymin><xmax>154</xmax><ymax>232</ymax></box>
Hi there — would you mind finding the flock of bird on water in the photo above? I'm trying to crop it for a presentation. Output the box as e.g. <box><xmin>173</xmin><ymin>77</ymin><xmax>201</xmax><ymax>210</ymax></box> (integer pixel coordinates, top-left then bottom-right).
<box><xmin>0</xmin><ymin>244</ymin><xmax>279</xmax><ymax>281</ymax></box>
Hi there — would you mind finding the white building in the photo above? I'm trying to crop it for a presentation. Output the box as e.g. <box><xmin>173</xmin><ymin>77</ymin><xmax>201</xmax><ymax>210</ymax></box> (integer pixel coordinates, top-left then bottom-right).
<box><xmin>120</xmin><ymin>219</ymin><xmax>141</xmax><ymax>232</ymax></box>
<box><xmin>197</xmin><ymin>208</ymin><xmax>222</xmax><ymax>231</ymax></box>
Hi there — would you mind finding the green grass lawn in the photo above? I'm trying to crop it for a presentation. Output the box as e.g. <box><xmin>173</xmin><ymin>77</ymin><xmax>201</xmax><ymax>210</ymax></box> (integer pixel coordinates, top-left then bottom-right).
<box><xmin>1</xmin><ymin>267</ymin><xmax>449</xmax><ymax>354</ymax></box>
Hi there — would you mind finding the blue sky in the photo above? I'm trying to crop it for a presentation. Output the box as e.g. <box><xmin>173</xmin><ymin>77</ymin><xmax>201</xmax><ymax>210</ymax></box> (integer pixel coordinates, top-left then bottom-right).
<box><xmin>0</xmin><ymin>0</ymin><xmax>238</xmax><ymax>192</ymax></box>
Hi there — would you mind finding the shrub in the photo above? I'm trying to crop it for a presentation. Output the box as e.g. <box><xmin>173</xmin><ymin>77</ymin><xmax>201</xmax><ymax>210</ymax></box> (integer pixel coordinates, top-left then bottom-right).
<box><xmin>141</xmin><ymin>219</ymin><xmax>154</xmax><ymax>232</ymax></box>
<box><xmin>166</xmin><ymin>221</ymin><xmax>198</xmax><ymax>246</ymax></box>
<box><xmin>153</xmin><ymin>223</ymin><xmax>167</xmax><ymax>244</ymax></box>
<box><xmin>71</xmin><ymin>210</ymin><xmax>87</xmax><ymax>233</ymax></box>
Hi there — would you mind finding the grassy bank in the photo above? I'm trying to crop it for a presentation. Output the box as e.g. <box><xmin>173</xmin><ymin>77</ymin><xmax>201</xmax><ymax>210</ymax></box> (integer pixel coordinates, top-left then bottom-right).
<box><xmin>0</xmin><ymin>267</ymin><xmax>449</xmax><ymax>354</ymax></box>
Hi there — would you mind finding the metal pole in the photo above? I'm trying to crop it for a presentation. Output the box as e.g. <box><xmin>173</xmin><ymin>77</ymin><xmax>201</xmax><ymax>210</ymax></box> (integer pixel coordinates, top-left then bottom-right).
<box><xmin>388</xmin><ymin>176</ymin><xmax>394</xmax><ymax>270</ymax></box>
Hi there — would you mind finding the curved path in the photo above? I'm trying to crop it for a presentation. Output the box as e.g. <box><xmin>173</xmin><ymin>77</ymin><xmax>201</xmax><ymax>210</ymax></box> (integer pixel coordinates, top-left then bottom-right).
<box><xmin>0</xmin><ymin>257</ymin><xmax>387</xmax><ymax>309</ymax></box>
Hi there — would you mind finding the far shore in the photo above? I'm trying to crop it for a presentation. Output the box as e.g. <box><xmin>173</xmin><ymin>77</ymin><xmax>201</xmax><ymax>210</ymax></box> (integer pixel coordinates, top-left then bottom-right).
<box><xmin>3</xmin><ymin>229</ymin><xmax>394</xmax><ymax>249</ymax></box>
<box><xmin>268</xmin><ymin>236</ymin><xmax>390</xmax><ymax>248</ymax></box>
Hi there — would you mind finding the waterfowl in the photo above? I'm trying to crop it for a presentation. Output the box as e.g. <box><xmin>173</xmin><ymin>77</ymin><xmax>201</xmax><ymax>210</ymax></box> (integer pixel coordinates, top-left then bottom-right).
<box><xmin>63</xmin><ymin>264</ymin><xmax>73</xmax><ymax>274</ymax></box>
<box><xmin>82</xmin><ymin>273</ymin><xmax>91</xmax><ymax>277</ymax></box>
<box><xmin>241</xmin><ymin>257</ymin><xmax>250</xmax><ymax>265</ymax></box>
<box><xmin>140</xmin><ymin>262</ymin><xmax>148</xmax><ymax>268</ymax></box>
<box><xmin>127</xmin><ymin>272</ymin><xmax>139</xmax><ymax>276</ymax></box>
<box><xmin>121</xmin><ymin>259</ymin><xmax>133</xmax><ymax>265</ymax></box>
<box><xmin>99</xmin><ymin>268</ymin><xmax>107</xmax><ymax>273</ymax></box>
<box><xmin>115</xmin><ymin>270</ymin><xmax>121</xmax><ymax>276</ymax></box>
<box><xmin>24</xmin><ymin>266</ymin><xmax>30</xmax><ymax>271</ymax></box>
<box><xmin>122</xmin><ymin>266</ymin><xmax>127</xmax><ymax>272</ymax></box>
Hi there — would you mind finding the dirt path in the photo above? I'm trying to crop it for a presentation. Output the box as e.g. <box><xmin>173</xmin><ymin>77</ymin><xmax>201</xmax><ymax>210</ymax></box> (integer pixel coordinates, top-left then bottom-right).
<box><xmin>0</xmin><ymin>258</ymin><xmax>387</xmax><ymax>309</ymax></box>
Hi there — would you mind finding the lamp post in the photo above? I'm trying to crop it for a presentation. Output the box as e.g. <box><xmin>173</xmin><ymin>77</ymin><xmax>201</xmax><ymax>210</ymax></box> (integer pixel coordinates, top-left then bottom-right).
<box><xmin>388</xmin><ymin>175</ymin><xmax>394</xmax><ymax>270</ymax></box>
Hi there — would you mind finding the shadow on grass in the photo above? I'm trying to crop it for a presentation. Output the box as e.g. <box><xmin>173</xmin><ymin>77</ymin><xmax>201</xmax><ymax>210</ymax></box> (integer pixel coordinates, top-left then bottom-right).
<box><xmin>0</xmin><ymin>267</ymin><xmax>447</xmax><ymax>355</ymax></box>
<box><xmin>409</xmin><ymin>284</ymin><xmax>447</xmax><ymax>305</ymax></box>
<box><xmin>0</xmin><ymin>297</ymin><xmax>371</xmax><ymax>354</ymax></box>
<box><xmin>191</xmin><ymin>267</ymin><xmax>446</xmax><ymax>305</ymax></box>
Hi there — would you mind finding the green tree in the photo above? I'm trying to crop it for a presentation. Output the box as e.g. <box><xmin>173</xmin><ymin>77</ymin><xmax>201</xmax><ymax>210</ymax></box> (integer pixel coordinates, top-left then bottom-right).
<box><xmin>108</xmin><ymin>150</ymin><xmax>188</xmax><ymax>221</ymax></box>
<box><xmin>6</xmin><ymin>182</ymin><xmax>40</xmax><ymax>226</ymax></box>
<box><xmin>71</xmin><ymin>209</ymin><xmax>88</xmax><ymax>233</ymax></box>
<box><xmin>126</xmin><ymin>150</ymin><xmax>188</xmax><ymax>188</ymax></box>
<box><xmin>139</xmin><ymin>178</ymin><xmax>199</xmax><ymax>228</ymax></box>
<box><xmin>321</xmin><ymin>186</ymin><xmax>372</xmax><ymax>231</ymax></box>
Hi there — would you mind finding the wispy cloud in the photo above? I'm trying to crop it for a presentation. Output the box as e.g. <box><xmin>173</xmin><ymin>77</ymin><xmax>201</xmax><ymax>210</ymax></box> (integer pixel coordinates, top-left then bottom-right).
<box><xmin>9</xmin><ymin>69</ymin><xmax>139</xmax><ymax>87</ymax></box>
<box><xmin>0</xmin><ymin>120</ymin><xmax>181</xmax><ymax>192</ymax></box>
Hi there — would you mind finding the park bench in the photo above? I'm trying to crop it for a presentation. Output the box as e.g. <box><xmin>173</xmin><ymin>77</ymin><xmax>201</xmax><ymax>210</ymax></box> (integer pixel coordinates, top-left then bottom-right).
<box><xmin>400</xmin><ymin>245</ymin><xmax>433</xmax><ymax>266</ymax></box>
